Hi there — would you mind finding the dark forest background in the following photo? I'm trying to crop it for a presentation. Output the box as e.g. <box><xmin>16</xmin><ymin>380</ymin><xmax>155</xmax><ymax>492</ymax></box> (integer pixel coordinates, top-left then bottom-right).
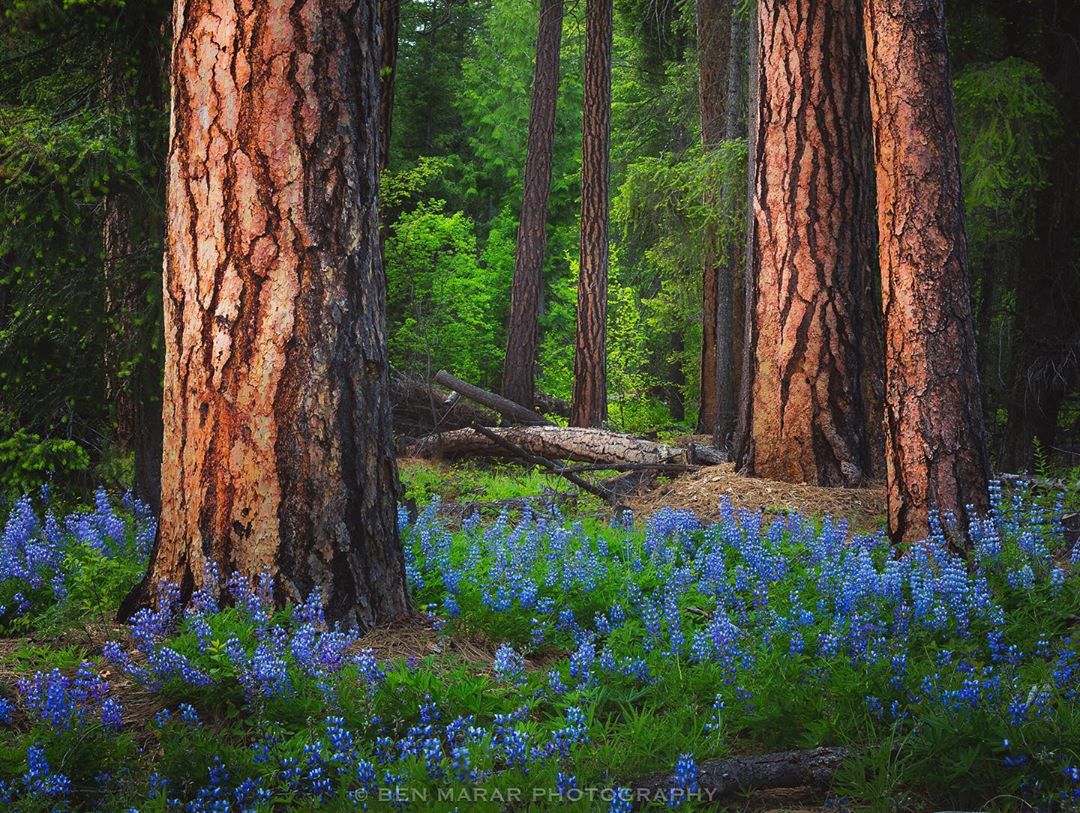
<box><xmin>1</xmin><ymin>0</ymin><xmax>1077</xmax><ymax>496</ymax></box>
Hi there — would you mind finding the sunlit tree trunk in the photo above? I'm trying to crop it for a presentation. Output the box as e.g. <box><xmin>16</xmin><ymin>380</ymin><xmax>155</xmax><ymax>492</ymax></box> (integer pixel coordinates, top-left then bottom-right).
<box><xmin>736</xmin><ymin>0</ymin><xmax>882</xmax><ymax>487</ymax></box>
<box><xmin>695</xmin><ymin>0</ymin><xmax>732</xmax><ymax>435</ymax></box>
<box><xmin>571</xmin><ymin>0</ymin><xmax>613</xmax><ymax>428</ymax></box>
<box><xmin>137</xmin><ymin>0</ymin><xmax>411</xmax><ymax>628</ymax></box>
<box><xmin>502</xmin><ymin>0</ymin><xmax>564</xmax><ymax>409</ymax></box>
<box><xmin>863</xmin><ymin>0</ymin><xmax>989</xmax><ymax>544</ymax></box>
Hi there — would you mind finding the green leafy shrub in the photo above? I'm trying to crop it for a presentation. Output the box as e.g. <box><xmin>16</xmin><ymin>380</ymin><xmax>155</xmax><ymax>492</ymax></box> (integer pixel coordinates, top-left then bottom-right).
<box><xmin>0</xmin><ymin>430</ymin><xmax>89</xmax><ymax>498</ymax></box>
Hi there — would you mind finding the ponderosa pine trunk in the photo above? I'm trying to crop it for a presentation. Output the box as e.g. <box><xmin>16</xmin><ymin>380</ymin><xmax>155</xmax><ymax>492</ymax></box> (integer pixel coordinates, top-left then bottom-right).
<box><xmin>502</xmin><ymin>0</ymin><xmax>564</xmax><ymax>410</ymax></box>
<box><xmin>736</xmin><ymin>0</ymin><xmax>882</xmax><ymax>487</ymax></box>
<box><xmin>141</xmin><ymin>0</ymin><xmax>411</xmax><ymax>628</ymax></box>
<box><xmin>863</xmin><ymin>0</ymin><xmax>989</xmax><ymax>544</ymax></box>
<box><xmin>571</xmin><ymin>0</ymin><xmax>613</xmax><ymax>429</ymax></box>
<box><xmin>695</xmin><ymin>0</ymin><xmax>733</xmax><ymax>435</ymax></box>
<box><xmin>378</xmin><ymin>0</ymin><xmax>399</xmax><ymax>172</ymax></box>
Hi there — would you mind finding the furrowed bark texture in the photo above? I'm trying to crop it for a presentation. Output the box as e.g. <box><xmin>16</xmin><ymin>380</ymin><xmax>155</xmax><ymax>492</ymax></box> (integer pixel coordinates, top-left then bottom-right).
<box><xmin>571</xmin><ymin>0</ymin><xmax>613</xmax><ymax>429</ymax></box>
<box><xmin>502</xmin><ymin>0</ymin><xmax>564</xmax><ymax>409</ymax></box>
<box><xmin>695</xmin><ymin>0</ymin><xmax>733</xmax><ymax>435</ymax></box>
<box><xmin>378</xmin><ymin>0</ymin><xmax>398</xmax><ymax>172</ymax></box>
<box><xmin>736</xmin><ymin>0</ymin><xmax>882</xmax><ymax>488</ymax></box>
<box><xmin>863</xmin><ymin>0</ymin><xmax>989</xmax><ymax>543</ymax></box>
<box><xmin>151</xmin><ymin>0</ymin><xmax>411</xmax><ymax>628</ymax></box>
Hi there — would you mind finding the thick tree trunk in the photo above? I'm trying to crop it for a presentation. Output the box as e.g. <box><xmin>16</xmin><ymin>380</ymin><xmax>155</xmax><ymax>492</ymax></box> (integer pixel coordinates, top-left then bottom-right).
<box><xmin>146</xmin><ymin>0</ymin><xmax>411</xmax><ymax>629</ymax></box>
<box><xmin>572</xmin><ymin>0</ymin><xmax>613</xmax><ymax>429</ymax></box>
<box><xmin>695</xmin><ymin>0</ymin><xmax>733</xmax><ymax>435</ymax></box>
<box><xmin>502</xmin><ymin>0</ymin><xmax>564</xmax><ymax>409</ymax></box>
<box><xmin>863</xmin><ymin>0</ymin><xmax>989</xmax><ymax>544</ymax></box>
<box><xmin>713</xmin><ymin>2</ymin><xmax>749</xmax><ymax>450</ymax></box>
<box><xmin>736</xmin><ymin>0</ymin><xmax>882</xmax><ymax>488</ymax></box>
<box><xmin>378</xmin><ymin>0</ymin><xmax>399</xmax><ymax>172</ymax></box>
<box><xmin>408</xmin><ymin>426</ymin><xmax>684</xmax><ymax>465</ymax></box>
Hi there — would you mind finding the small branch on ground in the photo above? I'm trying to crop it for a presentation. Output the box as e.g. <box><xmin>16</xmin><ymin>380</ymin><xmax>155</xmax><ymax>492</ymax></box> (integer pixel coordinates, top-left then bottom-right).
<box><xmin>628</xmin><ymin>747</ymin><xmax>851</xmax><ymax>808</ymax></box>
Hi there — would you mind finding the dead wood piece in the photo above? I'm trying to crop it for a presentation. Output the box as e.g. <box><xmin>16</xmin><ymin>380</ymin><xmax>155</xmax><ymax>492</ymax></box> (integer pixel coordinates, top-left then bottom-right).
<box><xmin>471</xmin><ymin>423</ymin><xmax>614</xmax><ymax>502</ymax></box>
<box><xmin>407</xmin><ymin>426</ymin><xmax>686</xmax><ymax>465</ymax></box>
<box><xmin>390</xmin><ymin>375</ymin><xmax>497</xmax><ymax>438</ymax></box>
<box><xmin>534</xmin><ymin>391</ymin><xmax>571</xmax><ymax>419</ymax></box>
<box><xmin>688</xmin><ymin>441</ymin><xmax>727</xmax><ymax>466</ymax></box>
<box><xmin>562</xmin><ymin>462</ymin><xmax>699</xmax><ymax>474</ymax></box>
<box><xmin>629</xmin><ymin>747</ymin><xmax>851</xmax><ymax>807</ymax></box>
<box><xmin>434</xmin><ymin>370</ymin><xmax>553</xmax><ymax>426</ymax></box>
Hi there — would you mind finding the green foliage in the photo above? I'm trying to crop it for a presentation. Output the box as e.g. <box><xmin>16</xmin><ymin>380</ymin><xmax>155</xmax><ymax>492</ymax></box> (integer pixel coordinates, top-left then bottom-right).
<box><xmin>613</xmin><ymin>141</ymin><xmax>747</xmax><ymax>417</ymax></box>
<box><xmin>955</xmin><ymin>57</ymin><xmax>1061</xmax><ymax>243</ymax></box>
<box><xmin>457</xmin><ymin>0</ymin><xmax>583</xmax><ymax>220</ymax></box>
<box><xmin>0</xmin><ymin>0</ymin><xmax>168</xmax><ymax>488</ymax></box>
<box><xmin>0</xmin><ymin>429</ymin><xmax>89</xmax><ymax>497</ymax></box>
<box><xmin>385</xmin><ymin>200</ymin><xmax>506</xmax><ymax>387</ymax></box>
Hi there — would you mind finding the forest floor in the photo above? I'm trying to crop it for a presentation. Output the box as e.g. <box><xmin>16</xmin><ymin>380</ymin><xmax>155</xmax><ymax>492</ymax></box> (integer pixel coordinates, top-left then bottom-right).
<box><xmin>2</xmin><ymin>467</ymin><xmax>1077</xmax><ymax>811</ymax></box>
<box><xmin>399</xmin><ymin>455</ymin><xmax>887</xmax><ymax>533</ymax></box>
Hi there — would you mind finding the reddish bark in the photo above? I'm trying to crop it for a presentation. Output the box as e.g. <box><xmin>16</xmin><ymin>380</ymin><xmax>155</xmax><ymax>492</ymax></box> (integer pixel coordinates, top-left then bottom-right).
<box><xmin>736</xmin><ymin>0</ymin><xmax>883</xmax><ymax>487</ymax></box>
<box><xmin>571</xmin><ymin>0</ymin><xmax>613</xmax><ymax>429</ymax></box>
<box><xmin>502</xmin><ymin>0</ymin><xmax>564</xmax><ymax>409</ymax></box>
<box><xmin>143</xmin><ymin>0</ymin><xmax>411</xmax><ymax>628</ymax></box>
<box><xmin>863</xmin><ymin>0</ymin><xmax>990</xmax><ymax>543</ymax></box>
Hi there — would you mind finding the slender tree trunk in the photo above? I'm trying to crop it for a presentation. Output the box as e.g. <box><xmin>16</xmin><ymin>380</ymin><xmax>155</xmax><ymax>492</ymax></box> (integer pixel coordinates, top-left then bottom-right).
<box><xmin>695</xmin><ymin>0</ymin><xmax>733</xmax><ymax>435</ymax></box>
<box><xmin>378</xmin><ymin>0</ymin><xmax>399</xmax><ymax>173</ymax></box>
<box><xmin>142</xmin><ymin>0</ymin><xmax>411</xmax><ymax>628</ymax></box>
<box><xmin>101</xmin><ymin>32</ymin><xmax>168</xmax><ymax>514</ymax></box>
<box><xmin>735</xmin><ymin>0</ymin><xmax>758</xmax><ymax>463</ymax></box>
<box><xmin>714</xmin><ymin>2</ymin><xmax>749</xmax><ymax>450</ymax></box>
<box><xmin>572</xmin><ymin>0</ymin><xmax>613</xmax><ymax>428</ymax></box>
<box><xmin>736</xmin><ymin>0</ymin><xmax>882</xmax><ymax>488</ymax></box>
<box><xmin>502</xmin><ymin>0</ymin><xmax>564</xmax><ymax>409</ymax></box>
<box><xmin>863</xmin><ymin>0</ymin><xmax>989</xmax><ymax>544</ymax></box>
<box><xmin>102</xmin><ymin>188</ymin><xmax>137</xmax><ymax>452</ymax></box>
<box><xmin>668</xmin><ymin>333</ymin><xmax>686</xmax><ymax>422</ymax></box>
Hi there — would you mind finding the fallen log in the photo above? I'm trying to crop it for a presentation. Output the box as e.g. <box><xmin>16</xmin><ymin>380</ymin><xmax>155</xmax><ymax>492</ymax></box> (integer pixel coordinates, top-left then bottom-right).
<box><xmin>390</xmin><ymin>374</ymin><xmax>497</xmax><ymax>439</ymax></box>
<box><xmin>407</xmin><ymin>426</ymin><xmax>686</xmax><ymax>465</ymax></box>
<box><xmin>434</xmin><ymin>370</ymin><xmax>553</xmax><ymax>427</ymax></box>
<box><xmin>628</xmin><ymin>746</ymin><xmax>851</xmax><ymax>808</ymax></box>
<box><xmin>687</xmin><ymin>441</ymin><xmax>726</xmax><ymax>466</ymax></box>
<box><xmin>472</xmin><ymin>424</ymin><xmax>614</xmax><ymax>502</ymax></box>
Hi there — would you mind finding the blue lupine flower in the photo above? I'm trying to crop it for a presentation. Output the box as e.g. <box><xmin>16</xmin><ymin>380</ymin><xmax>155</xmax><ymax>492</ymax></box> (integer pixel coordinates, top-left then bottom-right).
<box><xmin>494</xmin><ymin>643</ymin><xmax>525</xmax><ymax>685</ymax></box>
<box><xmin>669</xmin><ymin>753</ymin><xmax>699</xmax><ymax>808</ymax></box>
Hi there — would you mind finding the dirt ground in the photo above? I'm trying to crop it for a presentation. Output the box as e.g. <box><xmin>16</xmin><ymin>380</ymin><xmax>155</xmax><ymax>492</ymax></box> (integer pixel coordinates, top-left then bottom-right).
<box><xmin>629</xmin><ymin>462</ymin><xmax>887</xmax><ymax>533</ymax></box>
